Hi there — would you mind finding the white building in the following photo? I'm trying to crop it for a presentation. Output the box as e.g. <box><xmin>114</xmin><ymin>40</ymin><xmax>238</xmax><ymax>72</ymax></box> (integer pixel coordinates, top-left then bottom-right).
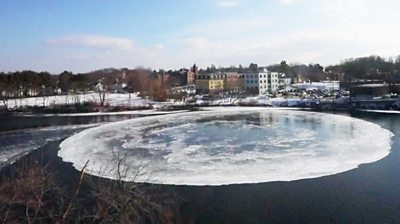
<box><xmin>278</xmin><ymin>74</ymin><xmax>292</xmax><ymax>89</ymax></box>
<box><xmin>258</xmin><ymin>70</ymin><xmax>268</xmax><ymax>94</ymax></box>
<box><xmin>258</xmin><ymin>69</ymin><xmax>279</xmax><ymax>95</ymax></box>
<box><xmin>244</xmin><ymin>69</ymin><xmax>279</xmax><ymax>94</ymax></box>
<box><xmin>269</xmin><ymin>72</ymin><xmax>279</xmax><ymax>93</ymax></box>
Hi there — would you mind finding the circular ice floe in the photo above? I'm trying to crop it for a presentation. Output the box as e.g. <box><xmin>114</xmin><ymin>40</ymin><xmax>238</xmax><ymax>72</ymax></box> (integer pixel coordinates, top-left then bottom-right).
<box><xmin>59</xmin><ymin>107</ymin><xmax>394</xmax><ymax>186</ymax></box>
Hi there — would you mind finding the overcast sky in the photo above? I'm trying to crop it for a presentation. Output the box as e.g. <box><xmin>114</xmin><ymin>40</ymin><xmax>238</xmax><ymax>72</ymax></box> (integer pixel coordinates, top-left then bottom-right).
<box><xmin>1</xmin><ymin>0</ymin><xmax>400</xmax><ymax>73</ymax></box>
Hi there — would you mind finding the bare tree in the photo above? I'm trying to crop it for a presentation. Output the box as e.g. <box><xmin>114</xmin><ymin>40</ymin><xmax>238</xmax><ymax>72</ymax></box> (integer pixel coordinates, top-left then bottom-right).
<box><xmin>0</xmin><ymin>97</ymin><xmax>9</xmax><ymax>112</ymax></box>
<box><xmin>96</xmin><ymin>80</ymin><xmax>107</xmax><ymax>107</ymax></box>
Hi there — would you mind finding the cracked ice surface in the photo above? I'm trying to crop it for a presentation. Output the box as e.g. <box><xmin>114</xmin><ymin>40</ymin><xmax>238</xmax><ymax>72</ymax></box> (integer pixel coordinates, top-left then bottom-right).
<box><xmin>59</xmin><ymin>107</ymin><xmax>394</xmax><ymax>186</ymax></box>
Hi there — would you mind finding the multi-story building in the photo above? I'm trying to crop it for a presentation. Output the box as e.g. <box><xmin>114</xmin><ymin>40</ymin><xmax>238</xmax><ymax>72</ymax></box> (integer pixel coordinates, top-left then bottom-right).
<box><xmin>225</xmin><ymin>72</ymin><xmax>245</xmax><ymax>93</ymax></box>
<box><xmin>195</xmin><ymin>73</ymin><xmax>225</xmax><ymax>94</ymax></box>
<box><xmin>244</xmin><ymin>73</ymin><xmax>259</xmax><ymax>93</ymax></box>
<box><xmin>195</xmin><ymin>69</ymin><xmax>280</xmax><ymax>95</ymax></box>
<box><xmin>268</xmin><ymin>72</ymin><xmax>280</xmax><ymax>93</ymax></box>
<box><xmin>244</xmin><ymin>69</ymin><xmax>280</xmax><ymax>95</ymax></box>
<box><xmin>258</xmin><ymin>69</ymin><xmax>269</xmax><ymax>95</ymax></box>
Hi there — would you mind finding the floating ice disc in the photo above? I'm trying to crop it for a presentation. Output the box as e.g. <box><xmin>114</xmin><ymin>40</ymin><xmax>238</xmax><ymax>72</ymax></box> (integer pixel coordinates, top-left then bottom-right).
<box><xmin>59</xmin><ymin>108</ymin><xmax>393</xmax><ymax>186</ymax></box>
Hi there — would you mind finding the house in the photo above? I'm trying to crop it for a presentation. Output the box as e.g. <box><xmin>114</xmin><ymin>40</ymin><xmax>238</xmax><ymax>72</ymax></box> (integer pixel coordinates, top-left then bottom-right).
<box><xmin>224</xmin><ymin>72</ymin><xmax>245</xmax><ymax>93</ymax></box>
<box><xmin>196</xmin><ymin>73</ymin><xmax>225</xmax><ymax>94</ymax></box>
<box><xmin>114</xmin><ymin>78</ymin><xmax>128</xmax><ymax>93</ymax></box>
<box><xmin>278</xmin><ymin>74</ymin><xmax>292</xmax><ymax>89</ymax></box>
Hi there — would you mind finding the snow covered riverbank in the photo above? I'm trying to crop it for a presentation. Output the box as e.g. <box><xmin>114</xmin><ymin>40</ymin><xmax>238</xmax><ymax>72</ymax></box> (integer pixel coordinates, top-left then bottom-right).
<box><xmin>1</xmin><ymin>93</ymin><xmax>355</xmax><ymax>116</ymax></box>
<box><xmin>4</xmin><ymin>93</ymin><xmax>149</xmax><ymax>108</ymax></box>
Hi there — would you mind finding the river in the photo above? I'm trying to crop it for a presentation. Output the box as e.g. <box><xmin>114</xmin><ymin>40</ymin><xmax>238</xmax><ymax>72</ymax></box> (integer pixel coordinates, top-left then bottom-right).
<box><xmin>0</xmin><ymin>110</ymin><xmax>399</xmax><ymax>223</ymax></box>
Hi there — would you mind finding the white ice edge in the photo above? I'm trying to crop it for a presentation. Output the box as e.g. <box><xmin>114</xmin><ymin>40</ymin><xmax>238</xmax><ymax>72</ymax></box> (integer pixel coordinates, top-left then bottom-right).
<box><xmin>356</xmin><ymin>109</ymin><xmax>400</xmax><ymax>114</ymax></box>
<box><xmin>59</xmin><ymin>107</ymin><xmax>394</xmax><ymax>186</ymax></box>
<box><xmin>0</xmin><ymin>123</ymin><xmax>104</xmax><ymax>167</ymax></box>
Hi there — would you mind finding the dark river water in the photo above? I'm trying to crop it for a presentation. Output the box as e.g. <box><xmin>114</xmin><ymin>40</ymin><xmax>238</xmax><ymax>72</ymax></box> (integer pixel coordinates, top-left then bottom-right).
<box><xmin>166</xmin><ymin>111</ymin><xmax>400</xmax><ymax>224</ymax></box>
<box><xmin>0</xmin><ymin>111</ymin><xmax>399</xmax><ymax>223</ymax></box>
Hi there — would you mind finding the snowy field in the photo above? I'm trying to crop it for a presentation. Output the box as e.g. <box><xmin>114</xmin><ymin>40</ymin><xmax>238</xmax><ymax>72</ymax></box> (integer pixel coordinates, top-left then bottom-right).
<box><xmin>3</xmin><ymin>93</ymin><xmax>348</xmax><ymax>111</ymax></box>
<box><xmin>4</xmin><ymin>93</ymin><xmax>150</xmax><ymax>108</ymax></box>
<box><xmin>59</xmin><ymin>107</ymin><xmax>393</xmax><ymax>186</ymax></box>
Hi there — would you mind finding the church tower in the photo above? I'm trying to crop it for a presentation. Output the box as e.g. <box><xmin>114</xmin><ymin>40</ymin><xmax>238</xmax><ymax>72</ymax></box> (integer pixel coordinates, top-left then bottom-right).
<box><xmin>187</xmin><ymin>63</ymin><xmax>197</xmax><ymax>85</ymax></box>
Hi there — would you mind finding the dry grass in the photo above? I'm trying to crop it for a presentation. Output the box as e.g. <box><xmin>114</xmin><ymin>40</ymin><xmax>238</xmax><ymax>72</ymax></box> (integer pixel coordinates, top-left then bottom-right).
<box><xmin>0</xmin><ymin>155</ymin><xmax>182</xmax><ymax>224</ymax></box>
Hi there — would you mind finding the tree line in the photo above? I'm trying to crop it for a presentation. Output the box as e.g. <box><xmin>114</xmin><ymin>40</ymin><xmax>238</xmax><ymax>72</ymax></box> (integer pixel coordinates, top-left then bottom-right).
<box><xmin>2</xmin><ymin>55</ymin><xmax>400</xmax><ymax>100</ymax></box>
<box><xmin>0</xmin><ymin>69</ymin><xmax>167</xmax><ymax>99</ymax></box>
<box><xmin>198</xmin><ymin>55</ymin><xmax>400</xmax><ymax>82</ymax></box>
<box><xmin>325</xmin><ymin>55</ymin><xmax>400</xmax><ymax>80</ymax></box>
